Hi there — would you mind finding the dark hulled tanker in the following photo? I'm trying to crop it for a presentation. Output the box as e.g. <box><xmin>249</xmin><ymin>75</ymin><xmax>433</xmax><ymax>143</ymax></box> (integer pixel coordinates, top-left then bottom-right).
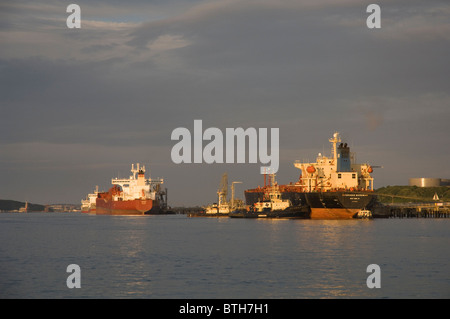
<box><xmin>245</xmin><ymin>132</ymin><xmax>382</xmax><ymax>219</ymax></box>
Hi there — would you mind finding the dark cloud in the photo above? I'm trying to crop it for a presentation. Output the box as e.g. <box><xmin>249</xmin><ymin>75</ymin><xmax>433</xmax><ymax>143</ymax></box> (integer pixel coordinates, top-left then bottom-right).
<box><xmin>1</xmin><ymin>0</ymin><xmax>449</xmax><ymax>204</ymax></box>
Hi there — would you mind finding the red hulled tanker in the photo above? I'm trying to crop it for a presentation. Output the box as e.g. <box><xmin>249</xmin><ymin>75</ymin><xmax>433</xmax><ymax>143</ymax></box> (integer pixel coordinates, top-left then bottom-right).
<box><xmin>86</xmin><ymin>163</ymin><xmax>169</xmax><ymax>215</ymax></box>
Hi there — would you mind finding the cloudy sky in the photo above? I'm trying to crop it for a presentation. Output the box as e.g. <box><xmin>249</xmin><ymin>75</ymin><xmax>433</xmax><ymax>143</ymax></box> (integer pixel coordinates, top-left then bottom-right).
<box><xmin>1</xmin><ymin>0</ymin><xmax>449</xmax><ymax>206</ymax></box>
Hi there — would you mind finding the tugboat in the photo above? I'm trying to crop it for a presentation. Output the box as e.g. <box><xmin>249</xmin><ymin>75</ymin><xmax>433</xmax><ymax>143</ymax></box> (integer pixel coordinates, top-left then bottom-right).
<box><xmin>355</xmin><ymin>209</ymin><xmax>373</xmax><ymax>219</ymax></box>
<box><xmin>230</xmin><ymin>175</ymin><xmax>310</xmax><ymax>219</ymax></box>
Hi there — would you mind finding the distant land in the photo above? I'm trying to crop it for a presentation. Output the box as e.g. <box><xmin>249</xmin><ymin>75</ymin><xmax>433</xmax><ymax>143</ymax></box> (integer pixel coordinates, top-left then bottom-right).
<box><xmin>0</xmin><ymin>200</ymin><xmax>80</xmax><ymax>212</ymax></box>
<box><xmin>0</xmin><ymin>200</ymin><xmax>47</xmax><ymax>212</ymax></box>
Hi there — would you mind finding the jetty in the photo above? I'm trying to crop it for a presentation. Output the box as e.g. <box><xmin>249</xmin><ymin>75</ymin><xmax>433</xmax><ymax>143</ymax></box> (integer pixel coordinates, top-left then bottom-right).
<box><xmin>386</xmin><ymin>202</ymin><xmax>450</xmax><ymax>218</ymax></box>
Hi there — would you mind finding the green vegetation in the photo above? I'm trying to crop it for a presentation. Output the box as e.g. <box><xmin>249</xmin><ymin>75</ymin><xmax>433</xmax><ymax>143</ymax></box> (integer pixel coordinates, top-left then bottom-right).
<box><xmin>375</xmin><ymin>186</ymin><xmax>450</xmax><ymax>203</ymax></box>
<box><xmin>0</xmin><ymin>200</ymin><xmax>46</xmax><ymax>212</ymax></box>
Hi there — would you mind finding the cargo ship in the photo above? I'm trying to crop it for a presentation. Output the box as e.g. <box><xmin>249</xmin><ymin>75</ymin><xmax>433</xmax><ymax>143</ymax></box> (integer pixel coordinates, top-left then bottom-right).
<box><xmin>245</xmin><ymin>132</ymin><xmax>380</xmax><ymax>219</ymax></box>
<box><xmin>95</xmin><ymin>163</ymin><xmax>169</xmax><ymax>215</ymax></box>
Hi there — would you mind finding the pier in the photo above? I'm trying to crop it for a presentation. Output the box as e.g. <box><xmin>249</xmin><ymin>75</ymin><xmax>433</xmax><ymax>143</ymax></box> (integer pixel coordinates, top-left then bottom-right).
<box><xmin>386</xmin><ymin>202</ymin><xmax>450</xmax><ymax>218</ymax></box>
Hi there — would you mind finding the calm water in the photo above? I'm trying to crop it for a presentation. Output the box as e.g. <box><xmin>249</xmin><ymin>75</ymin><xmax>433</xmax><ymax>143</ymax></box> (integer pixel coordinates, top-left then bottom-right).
<box><xmin>0</xmin><ymin>213</ymin><xmax>449</xmax><ymax>299</ymax></box>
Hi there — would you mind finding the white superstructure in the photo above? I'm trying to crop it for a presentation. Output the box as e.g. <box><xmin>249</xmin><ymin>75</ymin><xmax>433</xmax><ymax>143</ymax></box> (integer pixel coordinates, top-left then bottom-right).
<box><xmin>253</xmin><ymin>184</ymin><xmax>292</xmax><ymax>212</ymax></box>
<box><xmin>81</xmin><ymin>186</ymin><xmax>99</xmax><ymax>212</ymax></box>
<box><xmin>111</xmin><ymin>163</ymin><xmax>164</xmax><ymax>201</ymax></box>
<box><xmin>294</xmin><ymin>132</ymin><xmax>374</xmax><ymax>192</ymax></box>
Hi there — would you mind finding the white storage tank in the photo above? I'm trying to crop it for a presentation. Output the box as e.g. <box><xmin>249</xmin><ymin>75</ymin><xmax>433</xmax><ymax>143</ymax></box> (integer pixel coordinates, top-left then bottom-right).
<box><xmin>409</xmin><ymin>178</ymin><xmax>441</xmax><ymax>187</ymax></box>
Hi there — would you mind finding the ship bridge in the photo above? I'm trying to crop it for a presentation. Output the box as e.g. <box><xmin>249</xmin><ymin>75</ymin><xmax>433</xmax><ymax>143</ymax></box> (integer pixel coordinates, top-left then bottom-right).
<box><xmin>294</xmin><ymin>132</ymin><xmax>374</xmax><ymax>192</ymax></box>
<box><xmin>111</xmin><ymin>163</ymin><xmax>164</xmax><ymax>200</ymax></box>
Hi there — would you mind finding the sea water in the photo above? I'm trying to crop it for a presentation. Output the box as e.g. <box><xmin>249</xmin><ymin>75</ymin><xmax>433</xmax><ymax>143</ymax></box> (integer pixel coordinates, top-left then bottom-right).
<box><xmin>0</xmin><ymin>213</ymin><xmax>449</xmax><ymax>298</ymax></box>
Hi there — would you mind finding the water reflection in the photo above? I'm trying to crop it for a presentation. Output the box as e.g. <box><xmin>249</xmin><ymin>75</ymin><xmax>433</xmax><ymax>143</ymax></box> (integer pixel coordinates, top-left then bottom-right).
<box><xmin>246</xmin><ymin>219</ymin><xmax>380</xmax><ymax>298</ymax></box>
<box><xmin>1</xmin><ymin>214</ymin><xmax>448</xmax><ymax>298</ymax></box>
<box><xmin>98</xmin><ymin>216</ymin><xmax>155</xmax><ymax>297</ymax></box>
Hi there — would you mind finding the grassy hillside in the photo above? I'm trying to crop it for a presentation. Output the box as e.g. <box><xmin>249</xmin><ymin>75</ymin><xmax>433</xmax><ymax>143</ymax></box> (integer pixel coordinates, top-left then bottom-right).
<box><xmin>0</xmin><ymin>200</ymin><xmax>46</xmax><ymax>212</ymax></box>
<box><xmin>375</xmin><ymin>186</ymin><xmax>450</xmax><ymax>203</ymax></box>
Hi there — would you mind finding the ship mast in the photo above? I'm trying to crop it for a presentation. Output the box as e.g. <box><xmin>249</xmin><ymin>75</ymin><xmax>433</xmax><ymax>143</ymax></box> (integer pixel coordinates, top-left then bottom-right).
<box><xmin>329</xmin><ymin>132</ymin><xmax>341</xmax><ymax>164</ymax></box>
<box><xmin>131</xmin><ymin>163</ymin><xmax>146</xmax><ymax>179</ymax></box>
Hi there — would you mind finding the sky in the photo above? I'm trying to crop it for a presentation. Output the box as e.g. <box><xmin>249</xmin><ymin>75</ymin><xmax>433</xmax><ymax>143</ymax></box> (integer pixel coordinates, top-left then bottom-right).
<box><xmin>1</xmin><ymin>0</ymin><xmax>449</xmax><ymax>206</ymax></box>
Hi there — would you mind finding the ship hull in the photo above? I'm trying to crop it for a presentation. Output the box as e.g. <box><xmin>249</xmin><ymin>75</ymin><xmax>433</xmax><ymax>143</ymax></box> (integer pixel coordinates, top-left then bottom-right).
<box><xmin>309</xmin><ymin>208</ymin><xmax>360</xmax><ymax>219</ymax></box>
<box><xmin>245</xmin><ymin>189</ymin><xmax>377</xmax><ymax>219</ymax></box>
<box><xmin>188</xmin><ymin>212</ymin><xmax>230</xmax><ymax>217</ymax></box>
<box><xmin>96</xmin><ymin>198</ymin><xmax>160</xmax><ymax>215</ymax></box>
<box><xmin>229</xmin><ymin>206</ymin><xmax>310</xmax><ymax>219</ymax></box>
